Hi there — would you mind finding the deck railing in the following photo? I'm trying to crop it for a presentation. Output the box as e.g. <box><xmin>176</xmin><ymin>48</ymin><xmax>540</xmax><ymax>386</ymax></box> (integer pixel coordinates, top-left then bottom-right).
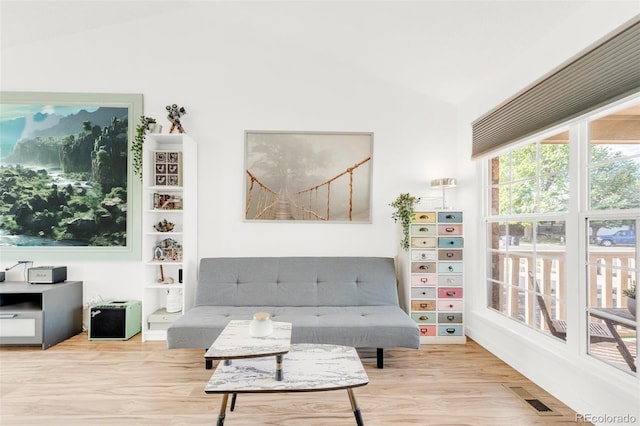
<box><xmin>491</xmin><ymin>249</ymin><xmax>635</xmax><ymax>332</ymax></box>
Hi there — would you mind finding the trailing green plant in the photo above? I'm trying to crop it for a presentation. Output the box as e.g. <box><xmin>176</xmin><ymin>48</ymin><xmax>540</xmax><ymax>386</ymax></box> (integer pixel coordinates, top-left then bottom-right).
<box><xmin>390</xmin><ymin>193</ymin><xmax>420</xmax><ymax>251</ymax></box>
<box><xmin>132</xmin><ymin>115</ymin><xmax>157</xmax><ymax>180</ymax></box>
<box><xmin>623</xmin><ymin>282</ymin><xmax>636</xmax><ymax>299</ymax></box>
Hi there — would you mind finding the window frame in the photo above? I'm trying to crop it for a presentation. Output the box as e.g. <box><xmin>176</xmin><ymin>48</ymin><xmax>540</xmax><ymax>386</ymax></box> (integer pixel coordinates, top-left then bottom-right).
<box><xmin>483</xmin><ymin>93</ymin><xmax>640</xmax><ymax>374</ymax></box>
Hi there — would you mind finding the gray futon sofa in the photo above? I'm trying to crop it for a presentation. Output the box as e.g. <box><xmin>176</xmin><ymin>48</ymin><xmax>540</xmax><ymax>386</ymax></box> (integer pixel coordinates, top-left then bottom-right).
<box><xmin>167</xmin><ymin>257</ymin><xmax>419</xmax><ymax>368</ymax></box>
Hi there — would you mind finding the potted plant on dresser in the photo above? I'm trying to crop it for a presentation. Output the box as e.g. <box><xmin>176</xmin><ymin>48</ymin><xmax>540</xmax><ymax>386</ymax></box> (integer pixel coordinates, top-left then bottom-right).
<box><xmin>623</xmin><ymin>282</ymin><xmax>636</xmax><ymax>317</ymax></box>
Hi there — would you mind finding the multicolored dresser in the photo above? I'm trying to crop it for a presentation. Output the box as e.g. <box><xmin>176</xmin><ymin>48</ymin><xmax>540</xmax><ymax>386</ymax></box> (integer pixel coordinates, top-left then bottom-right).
<box><xmin>408</xmin><ymin>211</ymin><xmax>465</xmax><ymax>344</ymax></box>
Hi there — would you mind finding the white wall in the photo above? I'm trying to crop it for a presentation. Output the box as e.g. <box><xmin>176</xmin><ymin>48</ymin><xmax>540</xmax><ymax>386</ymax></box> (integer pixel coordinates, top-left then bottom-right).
<box><xmin>1</xmin><ymin>2</ymin><xmax>458</xmax><ymax>300</ymax></box>
<box><xmin>457</xmin><ymin>4</ymin><xmax>640</xmax><ymax>425</ymax></box>
<box><xmin>3</xmin><ymin>2</ymin><xmax>639</xmax><ymax>424</ymax></box>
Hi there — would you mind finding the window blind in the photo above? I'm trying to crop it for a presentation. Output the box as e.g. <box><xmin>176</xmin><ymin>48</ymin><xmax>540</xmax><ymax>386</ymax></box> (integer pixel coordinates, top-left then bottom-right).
<box><xmin>472</xmin><ymin>16</ymin><xmax>640</xmax><ymax>159</ymax></box>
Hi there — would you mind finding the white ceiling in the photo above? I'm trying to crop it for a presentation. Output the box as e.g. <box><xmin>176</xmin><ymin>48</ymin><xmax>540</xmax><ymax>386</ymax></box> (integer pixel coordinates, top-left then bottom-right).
<box><xmin>1</xmin><ymin>1</ymin><xmax>638</xmax><ymax>107</ymax></box>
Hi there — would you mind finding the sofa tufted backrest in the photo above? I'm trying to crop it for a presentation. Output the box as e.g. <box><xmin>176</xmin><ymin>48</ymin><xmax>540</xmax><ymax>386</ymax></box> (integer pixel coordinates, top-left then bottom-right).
<box><xmin>195</xmin><ymin>257</ymin><xmax>400</xmax><ymax>307</ymax></box>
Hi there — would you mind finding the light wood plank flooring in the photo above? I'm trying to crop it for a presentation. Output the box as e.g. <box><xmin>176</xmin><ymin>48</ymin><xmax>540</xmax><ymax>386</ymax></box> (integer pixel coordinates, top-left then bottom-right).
<box><xmin>0</xmin><ymin>333</ymin><xmax>590</xmax><ymax>425</ymax></box>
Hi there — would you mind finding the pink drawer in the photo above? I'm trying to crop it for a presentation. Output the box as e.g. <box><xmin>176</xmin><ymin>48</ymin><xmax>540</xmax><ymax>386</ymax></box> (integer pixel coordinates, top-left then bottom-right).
<box><xmin>438</xmin><ymin>287</ymin><xmax>463</xmax><ymax>298</ymax></box>
<box><xmin>438</xmin><ymin>300</ymin><xmax>463</xmax><ymax>311</ymax></box>
<box><xmin>438</xmin><ymin>224</ymin><xmax>463</xmax><ymax>235</ymax></box>
<box><xmin>411</xmin><ymin>274</ymin><xmax>437</xmax><ymax>286</ymax></box>
<box><xmin>419</xmin><ymin>325</ymin><xmax>437</xmax><ymax>336</ymax></box>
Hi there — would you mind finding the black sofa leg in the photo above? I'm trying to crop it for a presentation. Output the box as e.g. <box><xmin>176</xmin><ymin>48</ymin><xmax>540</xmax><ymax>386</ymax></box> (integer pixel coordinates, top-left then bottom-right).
<box><xmin>204</xmin><ymin>349</ymin><xmax>213</xmax><ymax>369</ymax></box>
<box><xmin>377</xmin><ymin>348</ymin><xmax>383</xmax><ymax>369</ymax></box>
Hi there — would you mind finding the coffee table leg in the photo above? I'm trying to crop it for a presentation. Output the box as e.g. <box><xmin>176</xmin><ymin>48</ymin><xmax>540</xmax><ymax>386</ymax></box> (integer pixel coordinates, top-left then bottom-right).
<box><xmin>275</xmin><ymin>354</ymin><xmax>284</xmax><ymax>381</ymax></box>
<box><xmin>230</xmin><ymin>393</ymin><xmax>237</xmax><ymax>411</ymax></box>
<box><xmin>347</xmin><ymin>388</ymin><xmax>364</xmax><ymax>426</ymax></box>
<box><xmin>217</xmin><ymin>393</ymin><xmax>229</xmax><ymax>426</ymax></box>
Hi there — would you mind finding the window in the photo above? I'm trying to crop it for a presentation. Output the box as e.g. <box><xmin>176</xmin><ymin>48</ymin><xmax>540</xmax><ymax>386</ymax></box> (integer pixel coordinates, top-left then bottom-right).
<box><xmin>584</xmin><ymin>103</ymin><xmax>639</xmax><ymax>373</ymax></box>
<box><xmin>487</xmin><ymin>129</ymin><xmax>569</xmax><ymax>340</ymax></box>
<box><xmin>486</xmin><ymin>98</ymin><xmax>640</xmax><ymax>374</ymax></box>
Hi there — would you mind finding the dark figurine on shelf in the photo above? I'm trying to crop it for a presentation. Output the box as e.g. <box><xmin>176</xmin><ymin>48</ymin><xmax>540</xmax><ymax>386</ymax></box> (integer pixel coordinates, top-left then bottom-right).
<box><xmin>166</xmin><ymin>103</ymin><xmax>186</xmax><ymax>133</ymax></box>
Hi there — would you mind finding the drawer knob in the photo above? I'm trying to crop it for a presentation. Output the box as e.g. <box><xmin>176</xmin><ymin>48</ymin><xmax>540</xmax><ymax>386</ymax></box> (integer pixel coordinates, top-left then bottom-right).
<box><xmin>420</xmin><ymin>278</ymin><xmax>428</xmax><ymax>284</ymax></box>
<box><xmin>419</xmin><ymin>227</ymin><xmax>428</xmax><ymax>232</ymax></box>
<box><xmin>446</xmin><ymin>328</ymin><xmax>456</xmax><ymax>334</ymax></box>
<box><xmin>445</xmin><ymin>227</ymin><xmax>455</xmax><ymax>232</ymax></box>
<box><xmin>446</xmin><ymin>253</ymin><xmax>454</xmax><ymax>258</ymax></box>
<box><xmin>419</xmin><ymin>316</ymin><xmax>428</xmax><ymax>321</ymax></box>
<box><xmin>419</xmin><ymin>303</ymin><xmax>428</xmax><ymax>309</ymax></box>
<box><xmin>446</xmin><ymin>214</ymin><xmax>454</xmax><ymax>219</ymax></box>
<box><xmin>446</xmin><ymin>291</ymin><xmax>456</xmax><ymax>296</ymax></box>
<box><xmin>447</xmin><ymin>315</ymin><xmax>455</xmax><ymax>321</ymax></box>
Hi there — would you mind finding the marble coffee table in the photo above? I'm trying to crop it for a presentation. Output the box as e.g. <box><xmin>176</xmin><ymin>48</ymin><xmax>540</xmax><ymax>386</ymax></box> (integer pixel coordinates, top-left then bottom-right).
<box><xmin>204</xmin><ymin>320</ymin><xmax>292</xmax><ymax>380</ymax></box>
<box><xmin>205</xmin><ymin>343</ymin><xmax>369</xmax><ymax>426</ymax></box>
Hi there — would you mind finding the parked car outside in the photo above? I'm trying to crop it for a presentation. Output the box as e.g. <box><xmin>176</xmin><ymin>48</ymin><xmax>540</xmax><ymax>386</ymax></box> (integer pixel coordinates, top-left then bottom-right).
<box><xmin>595</xmin><ymin>229</ymin><xmax>636</xmax><ymax>247</ymax></box>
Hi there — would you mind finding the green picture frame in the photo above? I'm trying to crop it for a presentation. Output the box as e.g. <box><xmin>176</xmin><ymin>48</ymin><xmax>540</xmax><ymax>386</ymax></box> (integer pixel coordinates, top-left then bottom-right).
<box><xmin>0</xmin><ymin>91</ymin><xmax>143</xmax><ymax>260</ymax></box>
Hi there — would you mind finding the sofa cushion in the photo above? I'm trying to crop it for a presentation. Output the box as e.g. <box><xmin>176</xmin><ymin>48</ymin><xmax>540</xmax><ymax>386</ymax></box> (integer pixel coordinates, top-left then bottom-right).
<box><xmin>196</xmin><ymin>257</ymin><xmax>400</xmax><ymax>307</ymax></box>
<box><xmin>167</xmin><ymin>305</ymin><xmax>420</xmax><ymax>350</ymax></box>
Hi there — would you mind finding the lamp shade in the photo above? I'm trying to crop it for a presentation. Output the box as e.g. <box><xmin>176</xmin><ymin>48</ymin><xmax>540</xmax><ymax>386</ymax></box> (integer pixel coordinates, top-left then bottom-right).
<box><xmin>430</xmin><ymin>178</ymin><xmax>457</xmax><ymax>189</ymax></box>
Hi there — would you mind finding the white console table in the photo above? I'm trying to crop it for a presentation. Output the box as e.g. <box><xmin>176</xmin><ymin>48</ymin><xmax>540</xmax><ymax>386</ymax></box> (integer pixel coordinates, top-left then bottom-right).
<box><xmin>0</xmin><ymin>281</ymin><xmax>83</xmax><ymax>349</ymax></box>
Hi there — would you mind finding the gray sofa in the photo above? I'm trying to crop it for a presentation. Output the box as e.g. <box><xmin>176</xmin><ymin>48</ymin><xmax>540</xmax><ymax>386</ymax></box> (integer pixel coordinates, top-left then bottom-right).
<box><xmin>167</xmin><ymin>257</ymin><xmax>419</xmax><ymax>368</ymax></box>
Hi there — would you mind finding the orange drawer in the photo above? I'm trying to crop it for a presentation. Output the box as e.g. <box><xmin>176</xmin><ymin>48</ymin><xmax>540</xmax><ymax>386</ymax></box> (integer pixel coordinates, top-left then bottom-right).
<box><xmin>411</xmin><ymin>300</ymin><xmax>436</xmax><ymax>311</ymax></box>
<box><xmin>419</xmin><ymin>325</ymin><xmax>437</xmax><ymax>336</ymax></box>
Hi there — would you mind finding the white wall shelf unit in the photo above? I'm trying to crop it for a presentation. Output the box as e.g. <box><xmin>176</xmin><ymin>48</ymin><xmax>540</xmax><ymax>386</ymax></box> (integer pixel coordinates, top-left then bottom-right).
<box><xmin>141</xmin><ymin>133</ymin><xmax>197</xmax><ymax>341</ymax></box>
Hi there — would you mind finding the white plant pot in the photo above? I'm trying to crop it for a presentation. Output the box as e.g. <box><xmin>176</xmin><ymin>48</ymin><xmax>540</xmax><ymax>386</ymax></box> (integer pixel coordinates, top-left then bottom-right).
<box><xmin>627</xmin><ymin>297</ymin><xmax>636</xmax><ymax>318</ymax></box>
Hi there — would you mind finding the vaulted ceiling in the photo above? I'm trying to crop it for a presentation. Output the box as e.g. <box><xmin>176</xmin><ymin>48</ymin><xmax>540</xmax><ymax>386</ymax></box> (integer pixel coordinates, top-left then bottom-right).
<box><xmin>1</xmin><ymin>1</ymin><xmax>638</xmax><ymax>109</ymax></box>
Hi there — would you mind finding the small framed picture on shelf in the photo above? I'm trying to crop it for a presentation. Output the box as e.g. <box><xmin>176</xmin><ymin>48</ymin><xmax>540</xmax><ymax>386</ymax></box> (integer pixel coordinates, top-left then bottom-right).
<box><xmin>154</xmin><ymin>150</ymin><xmax>182</xmax><ymax>186</ymax></box>
<box><xmin>153</xmin><ymin>193</ymin><xmax>183</xmax><ymax>210</ymax></box>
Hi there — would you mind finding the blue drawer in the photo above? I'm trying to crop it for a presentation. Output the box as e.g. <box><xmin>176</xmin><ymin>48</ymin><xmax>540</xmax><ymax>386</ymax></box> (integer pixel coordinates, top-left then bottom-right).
<box><xmin>438</xmin><ymin>211</ymin><xmax>463</xmax><ymax>223</ymax></box>
<box><xmin>438</xmin><ymin>237</ymin><xmax>463</xmax><ymax>248</ymax></box>
<box><xmin>438</xmin><ymin>262</ymin><xmax>463</xmax><ymax>274</ymax></box>
<box><xmin>438</xmin><ymin>325</ymin><xmax>463</xmax><ymax>336</ymax></box>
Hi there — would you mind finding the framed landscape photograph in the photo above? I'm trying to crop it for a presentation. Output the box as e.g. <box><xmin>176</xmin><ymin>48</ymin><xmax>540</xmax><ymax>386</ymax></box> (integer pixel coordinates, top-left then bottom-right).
<box><xmin>244</xmin><ymin>131</ymin><xmax>373</xmax><ymax>222</ymax></box>
<box><xmin>0</xmin><ymin>91</ymin><xmax>142</xmax><ymax>260</ymax></box>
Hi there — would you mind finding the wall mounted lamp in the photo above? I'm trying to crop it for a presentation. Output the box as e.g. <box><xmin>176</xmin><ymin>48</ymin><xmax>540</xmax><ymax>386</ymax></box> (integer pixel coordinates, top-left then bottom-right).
<box><xmin>430</xmin><ymin>178</ymin><xmax>457</xmax><ymax>209</ymax></box>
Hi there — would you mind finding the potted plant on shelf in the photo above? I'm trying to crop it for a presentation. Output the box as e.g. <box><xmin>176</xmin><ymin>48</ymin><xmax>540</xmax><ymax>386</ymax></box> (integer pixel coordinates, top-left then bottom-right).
<box><xmin>623</xmin><ymin>282</ymin><xmax>636</xmax><ymax>317</ymax></box>
<box><xmin>390</xmin><ymin>193</ymin><xmax>420</xmax><ymax>251</ymax></box>
<box><xmin>132</xmin><ymin>115</ymin><xmax>157</xmax><ymax>180</ymax></box>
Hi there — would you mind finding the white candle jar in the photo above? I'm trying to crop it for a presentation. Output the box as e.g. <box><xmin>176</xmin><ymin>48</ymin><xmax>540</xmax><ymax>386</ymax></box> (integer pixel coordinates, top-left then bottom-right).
<box><xmin>249</xmin><ymin>312</ymin><xmax>273</xmax><ymax>337</ymax></box>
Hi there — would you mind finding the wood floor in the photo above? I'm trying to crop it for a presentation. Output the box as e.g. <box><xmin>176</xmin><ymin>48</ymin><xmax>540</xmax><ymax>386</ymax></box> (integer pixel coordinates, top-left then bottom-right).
<box><xmin>0</xmin><ymin>333</ymin><xmax>590</xmax><ymax>426</ymax></box>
